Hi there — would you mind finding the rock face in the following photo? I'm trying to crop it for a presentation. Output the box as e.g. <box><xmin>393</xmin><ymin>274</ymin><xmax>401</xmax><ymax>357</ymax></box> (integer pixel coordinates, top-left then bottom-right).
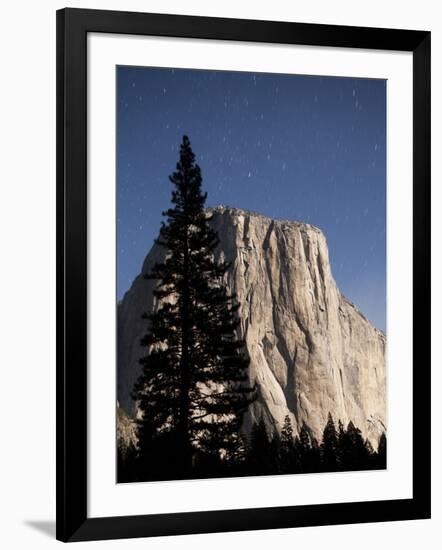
<box><xmin>118</xmin><ymin>206</ymin><xmax>386</xmax><ymax>447</ymax></box>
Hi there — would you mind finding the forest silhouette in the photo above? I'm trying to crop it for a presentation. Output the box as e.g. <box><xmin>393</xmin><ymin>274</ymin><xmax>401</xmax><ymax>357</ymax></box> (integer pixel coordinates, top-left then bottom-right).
<box><xmin>118</xmin><ymin>411</ymin><xmax>387</xmax><ymax>482</ymax></box>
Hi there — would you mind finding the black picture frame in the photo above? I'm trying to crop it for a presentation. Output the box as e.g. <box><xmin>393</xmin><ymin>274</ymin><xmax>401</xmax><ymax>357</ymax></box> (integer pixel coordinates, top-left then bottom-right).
<box><xmin>56</xmin><ymin>7</ymin><xmax>431</xmax><ymax>542</ymax></box>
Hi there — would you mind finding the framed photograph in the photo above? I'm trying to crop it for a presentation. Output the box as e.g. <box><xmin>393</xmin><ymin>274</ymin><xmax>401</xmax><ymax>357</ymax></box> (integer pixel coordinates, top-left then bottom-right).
<box><xmin>56</xmin><ymin>8</ymin><xmax>431</xmax><ymax>542</ymax></box>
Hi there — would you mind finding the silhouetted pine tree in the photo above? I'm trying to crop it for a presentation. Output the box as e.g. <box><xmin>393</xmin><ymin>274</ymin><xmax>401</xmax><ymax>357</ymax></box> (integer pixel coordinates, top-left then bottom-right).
<box><xmin>291</xmin><ymin>435</ymin><xmax>302</xmax><ymax>473</ymax></box>
<box><xmin>280</xmin><ymin>415</ymin><xmax>295</xmax><ymax>473</ymax></box>
<box><xmin>248</xmin><ymin>417</ymin><xmax>281</xmax><ymax>475</ymax></box>
<box><xmin>340</xmin><ymin>421</ymin><xmax>371</xmax><ymax>471</ymax></box>
<box><xmin>292</xmin><ymin>422</ymin><xmax>320</xmax><ymax>472</ymax></box>
<box><xmin>336</xmin><ymin>419</ymin><xmax>346</xmax><ymax>468</ymax></box>
<box><xmin>270</xmin><ymin>432</ymin><xmax>282</xmax><ymax>474</ymax></box>
<box><xmin>249</xmin><ymin>418</ymin><xmax>269</xmax><ymax>474</ymax></box>
<box><xmin>321</xmin><ymin>413</ymin><xmax>338</xmax><ymax>470</ymax></box>
<box><xmin>365</xmin><ymin>438</ymin><xmax>376</xmax><ymax>468</ymax></box>
<box><xmin>298</xmin><ymin>422</ymin><xmax>312</xmax><ymax>472</ymax></box>
<box><xmin>281</xmin><ymin>415</ymin><xmax>294</xmax><ymax>445</ymax></box>
<box><xmin>376</xmin><ymin>432</ymin><xmax>387</xmax><ymax>469</ymax></box>
<box><xmin>133</xmin><ymin>135</ymin><xmax>255</xmax><ymax>478</ymax></box>
<box><xmin>309</xmin><ymin>437</ymin><xmax>322</xmax><ymax>472</ymax></box>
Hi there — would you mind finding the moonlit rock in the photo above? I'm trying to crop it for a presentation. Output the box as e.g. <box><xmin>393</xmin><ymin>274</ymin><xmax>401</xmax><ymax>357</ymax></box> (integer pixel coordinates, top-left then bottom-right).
<box><xmin>118</xmin><ymin>206</ymin><xmax>386</xmax><ymax>447</ymax></box>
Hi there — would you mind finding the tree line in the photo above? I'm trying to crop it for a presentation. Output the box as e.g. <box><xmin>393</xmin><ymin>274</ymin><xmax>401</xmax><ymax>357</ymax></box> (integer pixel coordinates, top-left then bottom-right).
<box><xmin>118</xmin><ymin>412</ymin><xmax>386</xmax><ymax>482</ymax></box>
<box><xmin>246</xmin><ymin>413</ymin><xmax>386</xmax><ymax>477</ymax></box>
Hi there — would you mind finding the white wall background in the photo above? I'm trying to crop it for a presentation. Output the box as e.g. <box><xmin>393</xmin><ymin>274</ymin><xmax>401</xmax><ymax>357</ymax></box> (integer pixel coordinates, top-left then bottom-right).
<box><xmin>0</xmin><ymin>1</ymin><xmax>439</xmax><ymax>548</ymax></box>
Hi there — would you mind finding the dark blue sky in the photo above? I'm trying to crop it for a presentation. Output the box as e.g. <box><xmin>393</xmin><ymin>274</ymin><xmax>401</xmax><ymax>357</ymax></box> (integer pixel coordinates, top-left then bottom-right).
<box><xmin>117</xmin><ymin>67</ymin><xmax>386</xmax><ymax>332</ymax></box>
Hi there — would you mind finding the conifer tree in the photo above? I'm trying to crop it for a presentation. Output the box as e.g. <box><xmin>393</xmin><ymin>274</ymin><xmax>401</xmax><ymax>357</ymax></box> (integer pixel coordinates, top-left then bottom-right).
<box><xmin>280</xmin><ymin>415</ymin><xmax>295</xmax><ymax>472</ymax></box>
<box><xmin>298</xmin><ymin>422</ymin><xmax>312</xmax><ymax>472</ymax></box>
<box><xmin>248</xmin><ymin>417</ymin><xmax>272</xmax><ymax>475</ymax></box>
<box><xmin>133</xmin><ymin>135</ymin><xmax>255</xmax><ymax>477</ymax></box>
<box><xmin>281</xmin><ymin>415</ymin><xmax>294</xmax><ymax>445</ymax></box>
<box><xmin>340</xmin><ymin>421</ymin><xmax>370</xmax><ymax>470</ymax></box>
<box><xmin>377</xmin><ymin>432</ymin><xmax>387</xmax><ymax>468</ymax></box>
<box><xmin>337</xmin><ymin>419</ymin><xmax>345</xmax><ymax>444</ymax></box>
<box><xmin>269</xmin><ymin>432</ymin><xmax>282</xmax><ymax>474</ymax></box>
<box><xmin>336</xmin><ymin>419</ymin><xmax>346</xmax><ymax>469</ymax></box>
<box><xmin>365</xmin><ymin>438</ymin><xmax>375</xmax><ymax>468</ymax></box>
<box><xmin>321</xmin><ymin>413</ymin><xmax>338</xmax><ymax>470</ymax></box>
<box><xmin>309</xmin><ymin>436</ymin><xmax>322</xmax><ymax>472</ymax></box>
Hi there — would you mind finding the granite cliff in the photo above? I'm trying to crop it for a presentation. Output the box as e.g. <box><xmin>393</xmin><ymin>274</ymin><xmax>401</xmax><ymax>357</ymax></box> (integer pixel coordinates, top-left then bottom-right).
<box><xmin>118</xmin><ymin>206</ymin><xmax>386</xmax><ymax>447</ymax></box>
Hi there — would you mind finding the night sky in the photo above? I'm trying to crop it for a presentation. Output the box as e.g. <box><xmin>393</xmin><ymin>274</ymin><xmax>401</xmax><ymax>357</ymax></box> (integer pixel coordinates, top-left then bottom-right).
<box><xmin>117</xmin><ymin>67</ymin><xmax>386</xmax><ymax>332</ymax></box>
